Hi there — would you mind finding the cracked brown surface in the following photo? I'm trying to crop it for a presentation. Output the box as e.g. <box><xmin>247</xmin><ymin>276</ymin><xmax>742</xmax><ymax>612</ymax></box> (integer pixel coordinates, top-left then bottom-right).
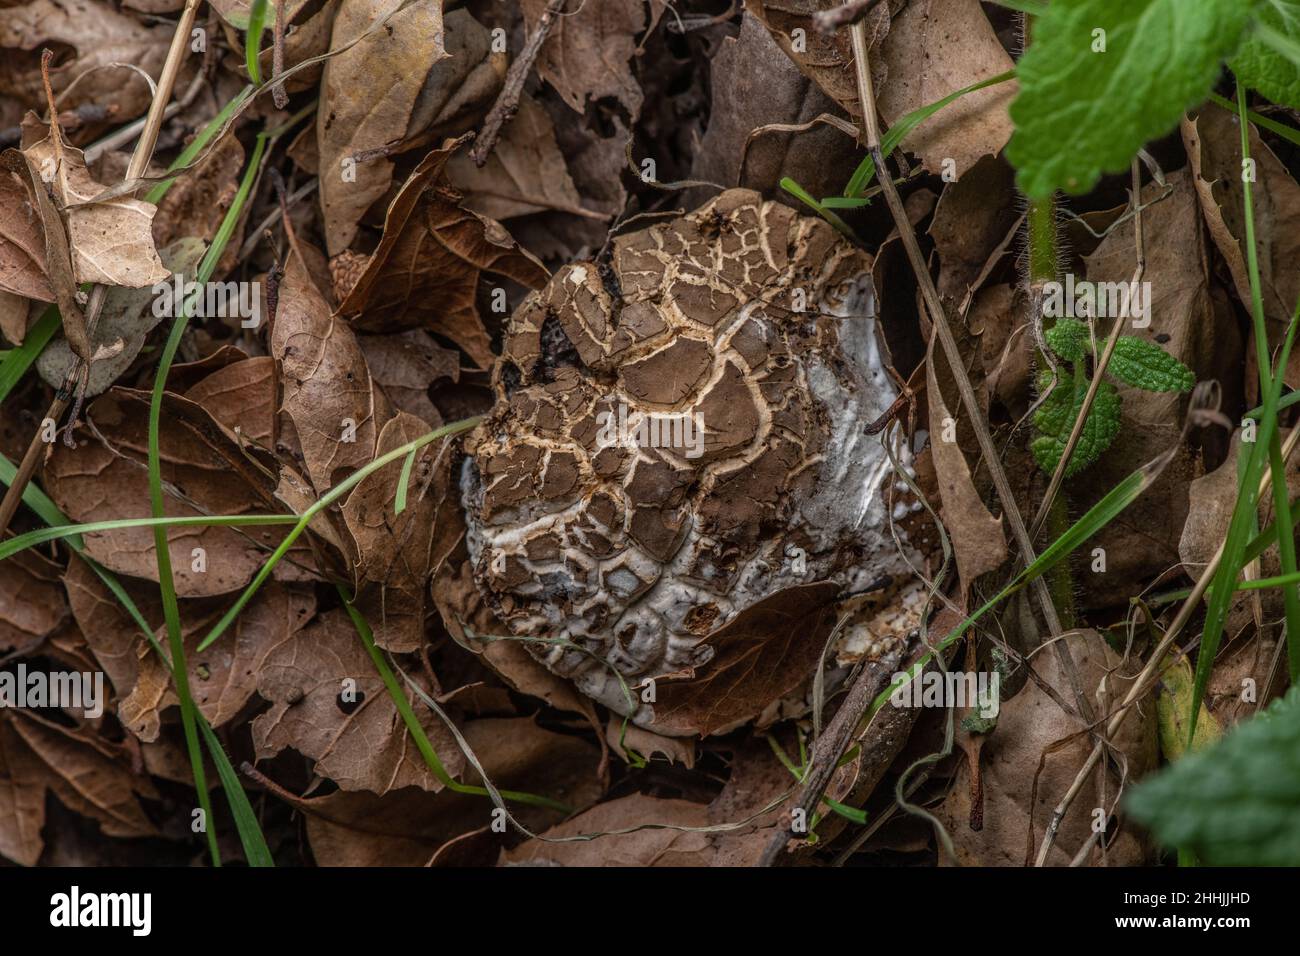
<box><xmin>461</xmin><ymin>189</ymin><xmax>913</xmax><ymax>728</ymax></box>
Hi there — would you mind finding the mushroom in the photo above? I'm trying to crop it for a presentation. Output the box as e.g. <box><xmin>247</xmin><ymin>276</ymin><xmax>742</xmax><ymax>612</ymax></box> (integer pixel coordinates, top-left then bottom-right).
<box><xmin>462</xmin><ymin>190</ymin><xmax>921</xmax><ymax>730</ymax></box>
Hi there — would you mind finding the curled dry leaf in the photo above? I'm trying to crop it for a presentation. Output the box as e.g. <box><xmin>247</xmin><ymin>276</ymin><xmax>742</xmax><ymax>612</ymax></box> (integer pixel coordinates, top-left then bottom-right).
<box><xmin>925</xmin><ymin>322</ymin><xmax>1008</xmax><ymax>590</ymax></box>
<box><xmin>21</xmin><ymin>122</ymin><xmax>170</xmax><ymax>288</ymax></box>
<box><xmin>317</xmin><ymin>0</ymin><xmax>446</xmax><ymax>254</ymax></box>
<box><xmin>336</xmin><ymin>140</ymin><xmax>548</xmax><ymax>369</ymax></box>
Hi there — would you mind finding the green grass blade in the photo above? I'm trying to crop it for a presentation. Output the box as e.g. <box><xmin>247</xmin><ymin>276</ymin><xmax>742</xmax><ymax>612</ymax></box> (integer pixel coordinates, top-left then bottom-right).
<box><xmin>0</xmin><ymin>513</ymin><xmax>297</xmax><ymax>561</ymax></box>
<box><xmin>0</xmin><ymin>454</ymin><xmax>275</xmax><ymax>865</ymax></box>
<box><xmin>145</xmin><ymin>128</ymin><xmax>271</xmax><ymax>866</ymax></box>
<box><xmin>1189</xmin><ymin>89</ymin><xmax>1300</xmax><ymax>743</ymax></box>
<box><xmin>843</xmin><ymin>70</ymin><xmax>1015</xmax><ymax>198</ymax></box>
<box><xmin>338</xmin><ymin>586</ymin><xmax>572</xmax><ymax>814</ymax></box>
<box><xmin>0</xmin><ymin>306</ymin><xmax>60</xmax><ymax>404</ymax></box>
<box><xmin>393</xmin><ymin>446</ymin><xmax>417</xmax><ymax>516</ymax></box>
<box><xmin>245</xmin><ymin>0</ymin><xmax>269</xmax><ymax>86</ymax></box>
<box><xmin>779</xmin><ymin>177</ymin><xmax>857</xmax><ymax>240</ymax></box>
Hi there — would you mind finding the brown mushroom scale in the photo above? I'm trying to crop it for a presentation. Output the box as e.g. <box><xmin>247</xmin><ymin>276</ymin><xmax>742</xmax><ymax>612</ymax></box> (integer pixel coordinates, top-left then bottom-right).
<box><xmin>462</xmin><ymin>190</ymin><xmax>914</xmax><ymax>727</ymax></box>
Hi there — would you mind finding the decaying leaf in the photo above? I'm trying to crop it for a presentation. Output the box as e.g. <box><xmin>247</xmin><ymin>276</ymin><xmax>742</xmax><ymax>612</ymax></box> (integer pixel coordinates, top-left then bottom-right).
<box><xmin>336</xmin><ymin>141</ymin><xmax>548</xmax><ymax>369</ymax></box>
<box><xmin>317</xmin><ymin>0</ymin><xmax>447</xmax><ymax>254</ymax></box>
<box><xmin>251</xmin><ymin>608</ymin><xmax>464</xmax><ymax>794</ymax></box>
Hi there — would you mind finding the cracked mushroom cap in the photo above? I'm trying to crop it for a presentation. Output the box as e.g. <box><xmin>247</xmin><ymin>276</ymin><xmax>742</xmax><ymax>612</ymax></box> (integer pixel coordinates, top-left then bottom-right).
<box><xmin>461</xmin><ymin>189</ymin><xmax>913</xmax><ymax>729</ymax></box>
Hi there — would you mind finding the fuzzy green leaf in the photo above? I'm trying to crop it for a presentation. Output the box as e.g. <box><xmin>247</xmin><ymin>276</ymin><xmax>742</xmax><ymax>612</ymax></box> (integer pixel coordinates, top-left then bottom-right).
<box><xmin>1009</xmin><ymin>0</ymin><xmax>1260</xmax><ymax>199</ymax></box>
<box><xmin>1233</xmin><ymin>1</ymin><xmax>1300</xmax><ymax>108</ymax></box>
<box><xmin>1127</xmin><ymin>686</ymin><xmax>1300</xmax><ymax>865</ymax></box>
<box><xmin>1109</xmin><ymin>336</ymin><xmax>1196</xmax><ymax>392</ymax></box>
<box><xmin>1031</xmin><ymin>373</ymin><xmax>1121</xmax><ymax>476</ymax></box>
<box><xmin>1045</xmin><ymin>317</ymin><xmax>1090</xmax><ymax>363</ymax></box>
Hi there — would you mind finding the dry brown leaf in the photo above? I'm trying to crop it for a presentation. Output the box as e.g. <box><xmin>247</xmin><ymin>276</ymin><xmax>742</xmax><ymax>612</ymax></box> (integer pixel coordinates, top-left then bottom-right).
<box><xmin>743</xmin><ymin>0</ymin><xmax>896</xmax><ymax>121</ymax></box>
<box><xmin>317</xmin><ymin>0</ymin><xmax>446</xmax><ymax>254</ymax></box>
<box><xmin>21</xmin><ymin>123</ymin><xmax>170</xmax><ymax>288</ymax></box>
<box><xmin>0</xmin><ymin>547</ymin><xmax>68</xmax><ymax>658</ymax></box>
<box><xmin>0</xmin><ymin>0</ymin><xmax>170</xmax><ymax>120</ymax></box>
<box><xmin>1183</xmin><ymin>103</ymin><xmax>1300</xmax><ymax>387</ymax></box>
<box><xmin>337</xmin><ymin>140</ymin><xmax>548</xmax><ymax>369</ymax></box>
<box><xmin>925</xmin><ymin>329</ymin><xmax>1007</xmax><ymax>589</ymax></box>
<box><xmin>937</xmin><ymin>630</ymin><xmax>1156</xmax><ymax>866</ymax></box>
<box><xmin>649</xmin><ymin>581</ymin><xmax>840</xmax><ymax>738</ymax></box>
<box><xmin>0</xmin><ymin>710</ymin><xmax>157</xmax><ymax>866</ymax></box>
<box><xmin>523</xmin><ymin>0</ymin><xmax>645</xmax><ymax>117</ymax></box>
<box><xmin>400</xmin><ymin>7</ymin><xmax>501</xmax><ymax>151</ymax></box>
<box><xmin>0</xmin><ymin>156</ymin><xmax>52</xmax><ymax>301</ymax></box>
<box><xmin>251</xmin><ymin>608</ymin><xmax>463</xmax><ymax>794</ymax></box>
<box><xmin>874</xmin><ymin>0</ymin><xmax>1016</xmax><ymax>177</ymax></box>
<box><xmin>301</xmin><ymin>717</ymin><xmax>603</xmax><ymax>865</ymax></box>
<box><xmin>502</xmin><ymin>794</ymin><xmax>713</xmax><ymax>867</ymax></box>
<box><xmin>342</xmin><ymin>411</ymin><xmax>443</xmax><ymax>652</ymax></box>
<box><xmin>44</xmin><ymin>387</ymin><xmax>285</xmax><ymax>597</ymax></box>
<box><xmin>272</xmin><ymin>254</ymin><xmax>393</xmax><ymax>493</ymax></box>
<box><xmin>3</xmin><ymin>147</ymin><xmax>88</xmax><ymax>361</ymax></box>
<box><xmin>687</xmin><ymin>10</ymin><xmax>859</xmax><ymax>204</ymax></box>
<box><xmin>445</xmin><ymin>93</ymin><xmax>599</xmax><ymax>222</ymax></box>
<box><xmin>182</xmin><ymin>354</ymin><xmax>278</xmax><ymax>447</ymax></box>
<box><xmin>358</xmin><ymin>329</ymin><xmax>458</xmax><ymax>427</ymax></box>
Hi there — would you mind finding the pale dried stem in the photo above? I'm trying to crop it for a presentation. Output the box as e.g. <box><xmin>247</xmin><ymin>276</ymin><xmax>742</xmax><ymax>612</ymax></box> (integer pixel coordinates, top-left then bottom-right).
<box><xmin>847</xmin><ymin>22</ymin><xmax>1096</xmax><ymax>724</ymax></box>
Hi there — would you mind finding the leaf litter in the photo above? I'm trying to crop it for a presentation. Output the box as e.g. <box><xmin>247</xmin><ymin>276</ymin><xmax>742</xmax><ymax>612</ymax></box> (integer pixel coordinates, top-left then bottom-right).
<box><xmin>0</xmin><ymin>0</ymin><xmax>1297</xmax><ymax>870</ymax></box>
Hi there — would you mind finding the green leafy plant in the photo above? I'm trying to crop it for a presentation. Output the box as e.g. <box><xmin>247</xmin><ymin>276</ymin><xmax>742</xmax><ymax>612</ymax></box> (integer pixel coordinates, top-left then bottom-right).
<box><xmin>1031</xmin><ymin>318</ymin><xmax>1194</xmax><ymax>476</ymax></box>
<box><xmin>1126</xmin><ymin>686</ymin><xmax>1300</xmax><ymax>865</ymax></box>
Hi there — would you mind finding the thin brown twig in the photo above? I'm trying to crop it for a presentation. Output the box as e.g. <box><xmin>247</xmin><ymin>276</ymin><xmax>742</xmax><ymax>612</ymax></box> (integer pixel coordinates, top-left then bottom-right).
<box><xmin>814</xmin><ymin>0</ymin><xmax>889</xmax><ymax>33</ymax></box>
<box><xmin>271</xmin><ymin>0</ymin><xmax>288</xmax><ymax>110</ymax></box>
<box><xmin>469</xmin><ymin>0</ymin><xmax>567</xmax><ymax>167</ymax></box>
